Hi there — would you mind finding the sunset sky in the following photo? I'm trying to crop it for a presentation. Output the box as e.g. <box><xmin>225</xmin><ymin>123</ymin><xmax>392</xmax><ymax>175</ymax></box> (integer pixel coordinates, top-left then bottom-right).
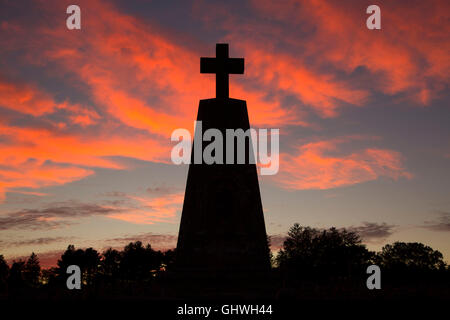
<box><xmin>0</xmin><ymin>0</ymin><xmax>449</xmax><ymax>267</ymax></box>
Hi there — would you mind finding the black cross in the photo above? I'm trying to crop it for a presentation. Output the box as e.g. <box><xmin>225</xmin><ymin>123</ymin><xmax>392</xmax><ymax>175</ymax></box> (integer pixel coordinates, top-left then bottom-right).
<box><xmin>200</xmin><ymin>43</ymin><xmax>244</xmax><ymax>99</ymax></box>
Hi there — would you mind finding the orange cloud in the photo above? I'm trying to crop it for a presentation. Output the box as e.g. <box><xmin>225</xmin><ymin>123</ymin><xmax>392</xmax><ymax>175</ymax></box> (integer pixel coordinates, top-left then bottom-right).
<box><xmin>0</xmin><ymin>75</ymin><xmax>100</xmax><ymax>123</ymax></box>
<box><xmin>0</xmin><ymin>160</ymin><xmax>93</xmax><ymax>202</ymax></box>
<box><xmin>33</xmin><ymin>1</ymin><xmax>208</xmax><ymax>136</ymax></box>
<box><xmin>277</xmin><ymin>137</ymin><xmax>412</xmax><ymax>190</ymax></box>
<box><xmin>234</xmin><ymin>45</ymin><xmax>369</xmax><ymax>117</ymax></box>
<box><xmin>249</xmin><ymin>0</ymin><xmax>450</xmax><ymax>105</ymax></box>
<box><xmin>107</xmin><ymin>192</ymin><xmax>184</xmax><ymax>224</ymax></box>
<box><xmin>0</xmin><ymin>77</ymin><xmax>56</xmax><ymax>116</ymax></box>
<box><xmin>0</xmin><ymin>123</ymin><xmax>169</xmax><ymax>166</ymax></box>
<box><xmin>1</xmin><ymin>0</ymin><xmax>434</xmax><ymax>202</ymax></box>
<box><xmin>0</xmin><ymin>121</ymin><xmax>171</xmax><ymax>200</ymax></box>
<box><xmin>0</xmin><ymin>0</ymin><xmax>309</xmax><ymax>200</ymax></box>
<box><xmin>2</xmin><ymin>1</ymin><xmax>193</xmax><ymax>199</ymax></box>
<box><xmin>19</xmin><ymin>0</ymin><xmax>303</xmax><ymax>133</ymax></box>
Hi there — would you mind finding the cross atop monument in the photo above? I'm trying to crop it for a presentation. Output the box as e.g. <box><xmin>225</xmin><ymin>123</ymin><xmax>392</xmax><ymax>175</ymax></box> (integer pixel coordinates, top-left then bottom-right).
<box><xmin>176</xmin><ymin>44</ymin><xmax>270</xmax><ymax>274</ymax></box>
<box><xmin>200</xmin><ymin>43</ymin><xmax>244</xmax><ymax>99</ymax></box>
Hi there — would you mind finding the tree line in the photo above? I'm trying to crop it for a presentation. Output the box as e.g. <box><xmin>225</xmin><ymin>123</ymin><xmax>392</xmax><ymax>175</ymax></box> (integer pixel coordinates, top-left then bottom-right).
<box><xmin>0</xmin><ymin>224</ymin><xmax>448</xmax><ymax>296</ymax></box>
<box><xmin>275</xmin><ymin>224</ymin><xmax>448</xmax><ymax>287</ymax></box>
<box><xmin>0</xmin><ymin>241</ymin><xmax>175</xmax><ymax>295</ymax></box>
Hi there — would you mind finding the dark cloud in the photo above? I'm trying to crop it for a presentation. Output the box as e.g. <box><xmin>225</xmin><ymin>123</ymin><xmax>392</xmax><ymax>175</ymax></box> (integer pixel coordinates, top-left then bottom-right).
<box><xmin>146</xmin><ymin>186</ymin><xmax>177</xmax><ymax>195</ymax></box>
<box><xmin>102</xmin><ymin>191</ymin><xmax>128</xmax><ymax>197</ymax></box>
<box><xmin>0</xmin><ymin>201</ymin><xmax>124</xmax><ymax>230</ymax></box>
<box><xmin>0</xmin><ymin>236</ymin><xmax>73</xmax><ymax>248</ymax></box>
<box><xmin>347</xmin><ymin>222</ymin><xmax>396</xmax><ymax>242</ymax></box>
<box><xmin>423</xmin><ymin>211</ymin><xmax>450</xmax><ymax>232</ymax></box>
<box><xmin>101</xmin><ymin>188</ymin><xmax>180</xmax><ymax>199</ymax></box>
<box><xmin>104</xmin><ymin>232</ymin><xmax>177</xmax><ymax>250</ymax></box>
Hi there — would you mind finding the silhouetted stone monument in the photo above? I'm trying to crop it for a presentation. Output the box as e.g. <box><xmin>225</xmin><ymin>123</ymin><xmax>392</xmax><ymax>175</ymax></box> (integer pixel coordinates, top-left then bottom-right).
<box><xmin>176</xmin><ymin>44</ymin><xmax>270</xmax><ymax>274</ymax></box>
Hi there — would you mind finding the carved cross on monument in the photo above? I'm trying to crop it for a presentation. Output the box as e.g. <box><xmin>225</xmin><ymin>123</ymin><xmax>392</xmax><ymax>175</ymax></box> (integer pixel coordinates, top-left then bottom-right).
<box><xmin>200</xmin><ymin>43</ymin><xmax>244</xmax><ymax>99</ymax></box>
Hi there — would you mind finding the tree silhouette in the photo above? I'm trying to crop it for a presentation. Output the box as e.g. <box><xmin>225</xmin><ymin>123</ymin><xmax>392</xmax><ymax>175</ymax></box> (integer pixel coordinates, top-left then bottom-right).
<box><xmin>276</xmin><ymin>224</ymin><xmax>372</xmax><ymax>282</ymax></box>
<box><xmin>83</xmin><ymin>248</ymin><xmax>100</xmax><ymax>285</ymax></box>
<box><xmin>101</xmin><ymin>248</ymin><xmax>121</xmax><ymax>280</ymax></box>
<box><xmin>120</xmin><ymin>241</ymin><xmax>162</xmax><ymax>282</ymax></box>
<box><xmin>266</xmin><ymin>235</ymin><xmax>274</xmax><ymax>267</ymax></box>
<box><xmin>57</xmin><ymin>245</ymin><xmax>100</xmax><ymax>286</ymax></box>
<box><xmin>377</xmin><ymin>242</ymin><xmax>446</xmax><ymax>271</ymax></box>
<box><xmin>40</xmin><ymin>267</ymin><xmax>58</xmax><ymax>287</ymax></box>
<box><xmin>8</xmin><ymin>260</ymin><xmax>26</xmax><ymax>289</ymax></box>
<box><xmin>24</xmin><ymin>252</ymin><xmax>41</xmax><ymax>287</ymax></box>
<box><xmin>1</xmin><ymin>227</ymin><xmax>448</xmax><ymax>299</ymax></box>
<box><xmin>0</xmin><ymin>255</ymin><xmax>9</xmax><ymax>292</ymax></box>
<box><xmin>374</xmin><ymin>242</ymin><xmax>448</xmax><ymax>285</ymax></box>
<box><xmin>161</xmin><ymin>249</ymin><xmax>176</xmax><ymax>271</ymax></box>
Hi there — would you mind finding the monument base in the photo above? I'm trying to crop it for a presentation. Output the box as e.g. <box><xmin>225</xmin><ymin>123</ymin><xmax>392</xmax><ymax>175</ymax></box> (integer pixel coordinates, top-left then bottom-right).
<box><xmin>175</xmin><ymin>98</ymin><xmax>270</xmax><ymax>274</ymax></box>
